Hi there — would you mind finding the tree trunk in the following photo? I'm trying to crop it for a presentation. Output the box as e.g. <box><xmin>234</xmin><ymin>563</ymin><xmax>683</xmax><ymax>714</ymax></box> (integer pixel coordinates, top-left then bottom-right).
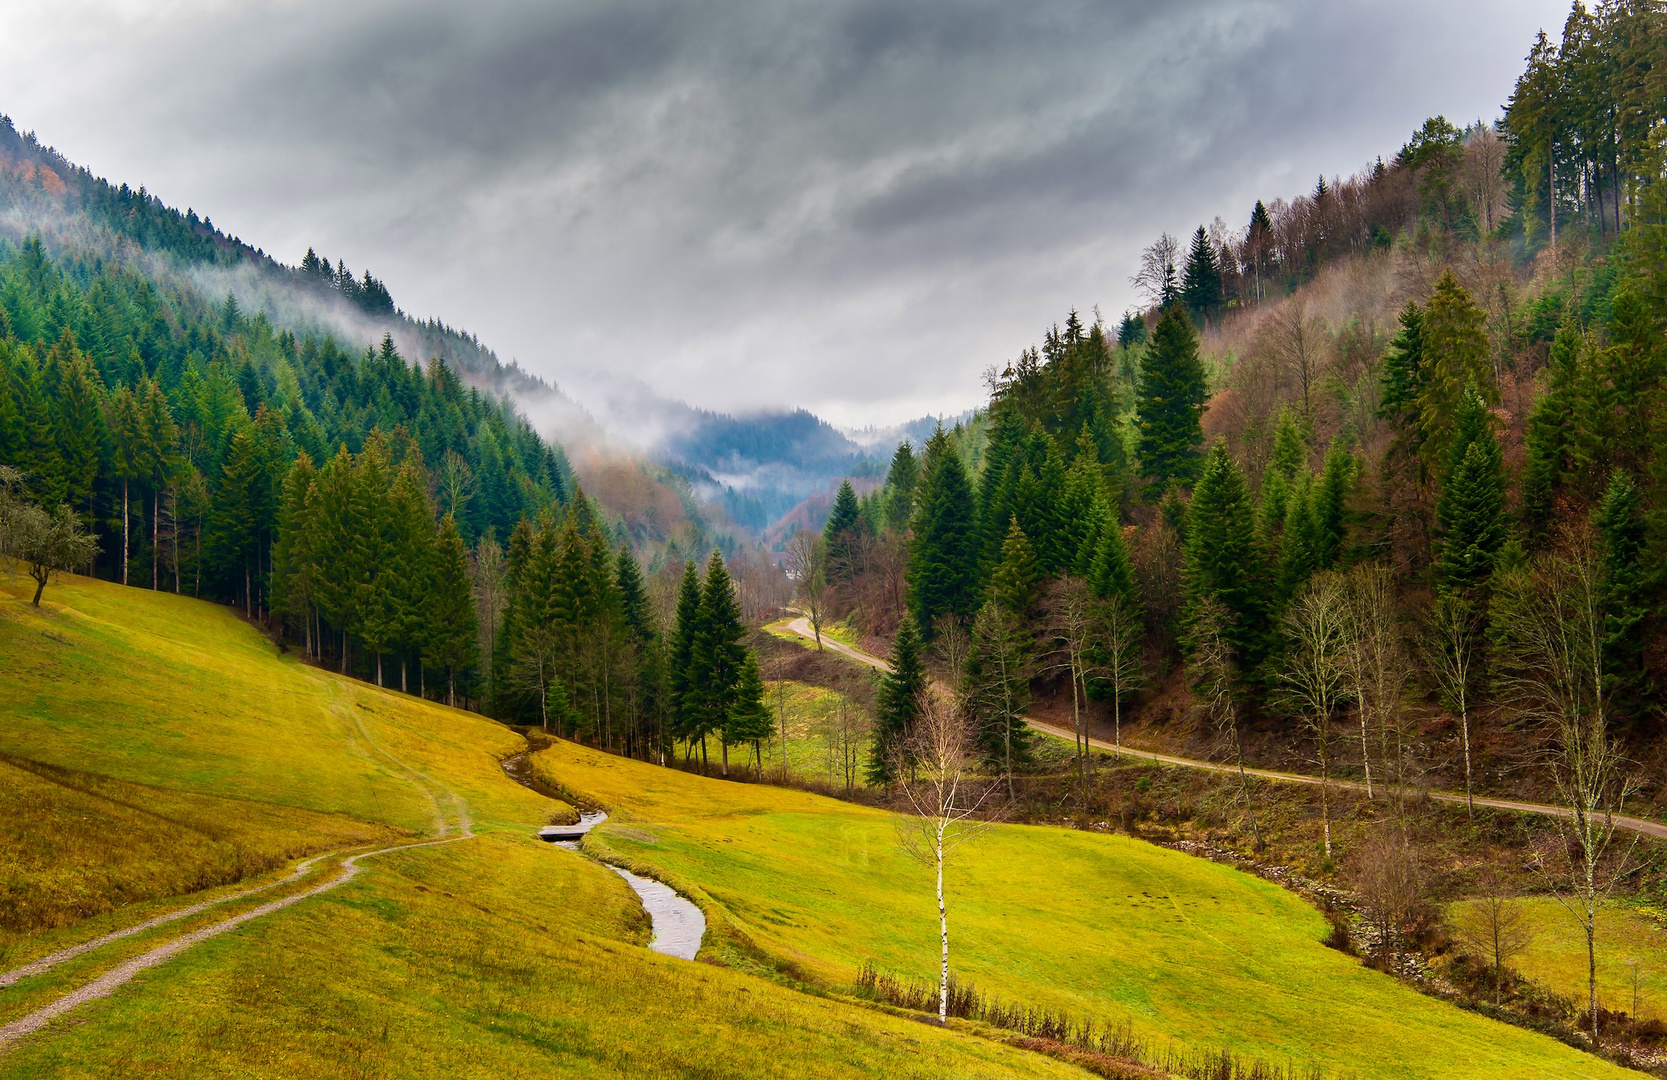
<box><xmin>1588</xmin><ymin>920</ymin><xmax>1600</xmax><ymax>1047</ymax></box>
<box><xmin>936</xmin><ymin>825</ymin><xmax>950</xmax><ymax>1025</ymax></box>
<box><xmin>376</xmin><ymin>653</ymin><xmax>383</xmax><ymax>687</ymax></box>
<box><xmin>121</xmin><ymin>478</ymin><xmax>129</xmax><ymax>586</ymax></box>
<box><xmin>31</xmin><ymin>569</ymin><xmax>47</xmax><ymax>607</ymax></box>
<box><xmin>1460</xmin><ymin>698</ymin><xmax>1474</xmax><ymax>820</ymax></box>
<box><xmin>400</xmin><ymin>657</ymin><xmax>407</xmax><ymax>694</ymax></box>
<box><xmin>449</xmin><ymin>667</ymin><xmax>456</xmax><ymax>708</ymax></box>
<box><xmin>721</xmin><ymin>739</ymin><xmax>729</xmax><ymax>778</ymax></box>
<box><xmin>152</xmin><ymin>491</ymin><xmax>158</xmax><ymax>590</ymax></box>
<box><xmin>700</xmin><ymin>736</ymin><xmax>708</xmax><ymax>776</ymax></box>
<box><xmin>1358</xmin><ymin>705</ymin><xmax>1373</xmax><ymax>800</ymax></box>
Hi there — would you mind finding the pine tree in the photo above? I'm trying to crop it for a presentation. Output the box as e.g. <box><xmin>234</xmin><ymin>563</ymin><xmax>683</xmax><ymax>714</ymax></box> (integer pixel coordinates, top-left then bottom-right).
<box><xmin>1521</xmin><ymin>323</ymin><xmax>1581</xmax><ymax>539</ymax></box>
<box><xmin>906</xmin><ymin>425</ymin><xmax>977</xmax><ymax>635</ymax></box>
<box><xmin>1185</xmin><ymin>442</ymin><xmax>1268</xmax><ymax>670</ymax></box>
<box><xmin>104</xmin><ymin>383</ymin><xmax>144</xmax><ymax>585</ymax></box>
<box><xmin>1136</xmin><ymin>307</ymin><xmax>1208</xmax><ymax>496</ymax></box>
<box><xmin>669</xmin><ymin>559</ymin><xmax>703</xmax><ymax>752</ymax></box>
<box><xmin>725</xmin><ymin>651</ymin><xmax>775</xmax><ymax>776</ymax></box>
<box><xmin>272</xmin><ymin>452</ymin><xmax>319</xmax><ymax>654</ymax></box>
<box><xmin>884</xmin><ymin>440</ymin><xmax>920</xmax><ymax>531</ymax></box>
<box><xmin>1181</xmin><ymin>225</ymin><xmax>1224</xmax><ymax>322</ymax></box>
<box><xmin>427</xmin><ymin>512</ymin><xmax>478</xmax><ymax>706</ymax></box>
<box><xmin>1116</xmin><ymin>312</ymin><xmax>1146</xmax><ymax>349</ymax></box>
<box><xmin>1595</xmin><ymin>471</ymin><xmax>1649</xmax><ymax>722</ymax></box>
<box><xmin>868</xmin><ymin>614</ymin><xmax>924</xmax><ymax>785</ymax></box>
<box><xmin>823</xmin><ymin>478</ymin><xmax>863</xmax><ymax>582</ymax></box>
<box><xmin>1311</xmin><ymin>441</ymin><xmax>1354</xmax><ymax>569</ymax></box>
<box><xmin>1089</xmin><ymin>512</ymin><xmax>1137</xmax><ymax>608</ymax></box>
<box><xmin>1417</xmin><ymin>270</ymin><xmax>1494</xmax><ymax>472</ymax></box>
<box><xmin>991</xmin><ymin>518</ymin><xmax>1041</xmax><ymax>615</ymax></box>
<box><xmin>51</xmin><ymin>338</ymin><xmax>106</xmax><ymax>516</ymax></box>
<box><xmin>692</xmin><ymin>550</ymin><xmax>747</xmax><ymax>776</ymax></box>
<box><xmin>1379</xmin><ymin>303</ymin><xmax>1426</xmax><ymax>428</ymax></box>
<box><xmin>1434</xmin><ymin>388</ymin><xmax>1506</xmax><ymax>596</ymax></box>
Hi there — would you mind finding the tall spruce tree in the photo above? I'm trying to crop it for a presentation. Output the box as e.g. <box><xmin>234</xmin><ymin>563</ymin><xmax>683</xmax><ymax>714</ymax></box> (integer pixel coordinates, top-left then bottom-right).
<box><xmin>1595</xmin><ymin>471</ymin><xmax>1649</xmax><ymax>722</ymax></box>
<box><xmin>1184</xmin><ymin>442</ymin><xmax>1269</xmax><ymax>671</ymax></box>
<box><xmin>823</xmin><ymin>479</ymin><xmax>863</xmax><ymax>582</ymax></box>
<box><xmin>691</xmin><ymin>550</ymin><xmax>747</xmax><ymax>775</ymax></box>
<box><xmin>1181</xmin><ymin>225</ymin><xmax>1224</xmax><ymax>322</ymax></box>
<box><xmin>427</xmin><ymin>512</ymin><xmax>478</xmax><ymax>706</ymax></box>
<box><xmin>1417</xmin><ymin>270</ymin><xmax>1494</xmax><ymax>472</ymax></box>
<box><xmin>1136</xmin><ymin>307</ymin><xmax>1208</xmax><ymax>496</ymax></box>
<box><xmin>884</xmin><ymin>440</ymin><xmax>920</xmax><ymax>531</ymax></box>
<box><xmin>1434</xmin><ymin>388</ymin><xmax>1506</xmax><ymax>597</ymax></box>
<box><xmin>907</xmin><ymin>426</ymin><xmax>977</xmax><ymax>635</ymax></box>
<box><xmin>991</xmin><ymin>518</ymin><xmax>1041</xmax><ymax>615</ymax></box>
<box><xmin>868</xmin><ymin>614</ymin><xmax>925</xmax><ymax>785</ymax></box>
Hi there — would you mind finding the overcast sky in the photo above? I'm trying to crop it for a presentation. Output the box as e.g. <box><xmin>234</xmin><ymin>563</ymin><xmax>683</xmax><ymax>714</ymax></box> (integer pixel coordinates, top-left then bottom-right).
<box><xmin>0</xmin><ymin>0</ymin><xmax>1568</xmax><ymax>428</ymax></box>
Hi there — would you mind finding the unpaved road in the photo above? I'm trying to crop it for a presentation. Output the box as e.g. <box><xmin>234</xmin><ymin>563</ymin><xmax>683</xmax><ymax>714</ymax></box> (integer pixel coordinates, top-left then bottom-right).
<box><xmin>780</xmin><ymin>616</ymin><xmax>1667</xmax><ymax>842</ymax></box>
<box><xmin>0</xmin><ymin>682</ymin><xmax>477</xmax><ymax>1052</ymax></box>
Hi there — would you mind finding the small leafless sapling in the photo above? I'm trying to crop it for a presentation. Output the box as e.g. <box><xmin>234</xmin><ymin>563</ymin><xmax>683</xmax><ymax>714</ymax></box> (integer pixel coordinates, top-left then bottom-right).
<box><xmin>893</xmin><ymin>692</ymin><xmax>1004</xmax><ymax>1025</ymax></box>
<box><xmin>786</xmin><ymin>530</ymin><xmax>830</xmax><ymax>649</ymax></box>
<box><xmin>1279</xmin><ymin>572</ymin><xmax>1351</xmax><ymax>859</ymax></box>
<box><xmin>1453</xmin><ymin>886</ymin><xmax>1533</xmax><ymax>1006</ymax></box>
<box><xmin>1425</xmin><ymin>590</ymin><xmax>1482</xmax><ymax>819</ymax></box>
<box><xmin>1190</xmin><ymin>598</ymin><xmax>1261</xmax><ymax>849</ymax></box>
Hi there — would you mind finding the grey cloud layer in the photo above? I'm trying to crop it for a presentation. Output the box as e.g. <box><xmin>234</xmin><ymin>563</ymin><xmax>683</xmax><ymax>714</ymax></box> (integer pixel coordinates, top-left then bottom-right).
<box><xmin>1</xmin><ymin>0</ymin><xmax>1564</xmax><ymax>425</ymax></box>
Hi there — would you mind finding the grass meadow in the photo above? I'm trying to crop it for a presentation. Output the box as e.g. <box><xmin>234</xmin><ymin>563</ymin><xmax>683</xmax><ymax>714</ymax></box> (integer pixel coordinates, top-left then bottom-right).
<box><xmin>1450</xmin><ymin>895</ymin><xmax>1667</xmax><ymax>1022</ymax></box>
<box><xmin>536</xmin><ymin>737</ymin><xmax>1637</xmax><ymax>1080</ymax></box>
<box><xmin>0</xmin><ymin>568</ymin><xmax>1091</xmax><ymax>1078</ymax></box>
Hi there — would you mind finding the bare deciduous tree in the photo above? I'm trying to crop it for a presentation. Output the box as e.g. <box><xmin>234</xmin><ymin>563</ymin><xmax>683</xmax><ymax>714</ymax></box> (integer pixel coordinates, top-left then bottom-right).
<box><xmin>822</xmin><ymin>699</ymin><xmax>870</xmax><ymax>797</ymax></box>
<box><xmin>439</xmin><ymin>449</ymin><xmax>476</xmax><ymax>519</ymax></box>
<box><xmin>1494</xmin><ymin>534</ymin><xmax>1642</xmax><ymax>1047</ymax></box>
<box><xmin>1352</xmin><ymin>829</ymin><xmax>1424</xmax><ymax>965</ymax></box>
<box><xmin>1343</xmin><ymin>565</ymin><xmax>1408</xmax><ymax>804</ymax></box>
<box><xmin>1425</xmin><ymin>590</ymin><xmax>1482</xmax><ymax>818</ymax></box>
<box><xmin>1280</xmin><ymin>573</ymin><xmax>1351</xmax><ymax>858</ymax></box>
<box><xmin>1453</xmin><ymin>886</ymin><xmax>1533</xmax><ymax>1006</ymax></box>
<box><xmin>1101</xmin><ymin>594</ymin><xmax>1145</xmax><ymax>757</ymax></box>
<box><xmin>1269</xmin><ymin>302</ymin><xmax>1327</xmax><ymax>421</ymax></box>
<box><xmin>1045</xmin><ymin>577</ymin><xmax>1099</xmax><ymax>807</ymax></box>
<box><xmin>967</xmin><ymin>601</ymin><xmax>1033</xmax><ymax>801</ymax></box>
<box><xmin>1190</xmin><ymin>598</ymin><xmax>1261</xmax><ymax>849</ymax></box>
<box><xmin>893</xmin><ymin>693</ymin><xmax>1003</xmax><ymax>1025</ymax></box>
<box><xmin>785</xmin><ymin>530</ymin><xmax>830</xmax><ymax>649</ymax></box>
<box><xmin>1130</xmin><ymin>232</ymin><xmax>1181</xmax><ymax>307</ymax></box>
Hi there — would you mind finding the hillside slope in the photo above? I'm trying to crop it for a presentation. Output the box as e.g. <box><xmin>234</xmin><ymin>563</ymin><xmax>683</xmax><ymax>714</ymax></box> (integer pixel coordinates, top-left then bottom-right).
<box><xmin>0</xmin><ymin>565</ymin><xmax>1093</xmax><ymax>1079</ymax></box>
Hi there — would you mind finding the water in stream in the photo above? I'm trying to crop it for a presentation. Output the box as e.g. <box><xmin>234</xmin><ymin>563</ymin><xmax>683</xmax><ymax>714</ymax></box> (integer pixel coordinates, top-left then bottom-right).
<box><xmin>532</xmin><ymin>807</ymin><xmax>706</xmax><ymax>960</ymax></box>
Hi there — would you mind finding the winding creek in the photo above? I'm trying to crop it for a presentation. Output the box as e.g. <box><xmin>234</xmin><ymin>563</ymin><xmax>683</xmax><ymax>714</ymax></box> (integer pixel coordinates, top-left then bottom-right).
<box><xmin>501</xmin><ymin>751</ymin><xmax>705</xmax><ymax>961</ymax></box>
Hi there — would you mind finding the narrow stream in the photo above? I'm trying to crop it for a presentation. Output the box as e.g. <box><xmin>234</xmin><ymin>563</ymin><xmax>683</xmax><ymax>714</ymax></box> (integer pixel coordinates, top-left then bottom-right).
<box><xmin>501</xmin><ymin>752</ymin><xmax>706</xmax><ymax>961</ymax></box>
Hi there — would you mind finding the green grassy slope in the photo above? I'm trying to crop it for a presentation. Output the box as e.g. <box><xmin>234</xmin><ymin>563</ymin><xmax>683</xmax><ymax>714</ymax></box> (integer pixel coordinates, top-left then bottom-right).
<box><xmin>537</xmin><ymin>738</ymin><xmax>1636</xmax><ymax>1080</ymax></box>
<box><xmin>0</xmin><ymin>569</ymin><xmax>1092</xmax><ymax>1079</ymax></box>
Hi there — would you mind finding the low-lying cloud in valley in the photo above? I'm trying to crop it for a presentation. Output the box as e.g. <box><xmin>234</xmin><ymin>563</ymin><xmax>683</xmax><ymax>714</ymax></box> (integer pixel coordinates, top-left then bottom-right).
<box><xmin>0</xmin><ymin>0</ymin><xmax>1567</xmax><ymax>428</ymax></box>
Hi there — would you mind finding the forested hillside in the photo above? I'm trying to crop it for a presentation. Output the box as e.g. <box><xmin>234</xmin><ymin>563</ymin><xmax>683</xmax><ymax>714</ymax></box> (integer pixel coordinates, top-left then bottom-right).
<box><xmin>0</xmin><ymin>110</ymin><xmax>792</xmax><ymax>752</ymax></box>
<box><xmin>803</xmin><ymin>1</ymin><xmax>1667</xmax><ymax>826</ymax></box>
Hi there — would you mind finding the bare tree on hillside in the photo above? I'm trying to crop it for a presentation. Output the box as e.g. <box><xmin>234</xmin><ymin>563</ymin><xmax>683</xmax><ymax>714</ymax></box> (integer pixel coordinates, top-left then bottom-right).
<box><xmin>1453</xmin><ymin>882</ymin><xmax>1533</xmax><ymax>1006</ymax></box>
<box><xmin>1101</xmin><ymin>594</ymin><xmax>1145</xmax><ymax>757</ymax></box>
<box><xmin>1278</xmin><ymin>573</ymin><xmax>1351</xmax><ymax>859</ymax></box>
<box><xmin>822</xmin><ymin>699</ymin><xmax>870</xmax><ymax>797</ymax></box>
<box><xmin>785</xmin><ymin>530</ymin><xmax>830</xmax><ymax>649</ymax></box>
<box><xmin>1269</xmin><ymin>303</ymin><xmax>1328</xmax><ymax>422</ymax></box>
<box><xmin>893</xmin><ymin>693</ymin><xmax>1004</xmax><ymax>1025</ymax></box>
<box><xmin>1344</xmin><ymin>566</ymin><xmax>1414</xmax><ymax>815</ymax></box>
<box><xmin>1131</xmin><ymin>232</ymin><xmax>1181</xmax><ymax>308</ymax></box>
<box><xmin>1493</xmin><ymin>534</ymin><xmax>1642</xmax><ymax>1048</ymax></box>
<box><xmin>1045</xmin><ymin>577</ymin><xmax>1101</xmax><ymax>807</ymax></box>
<box><xmin>1190</xmin><ymin>598</ymin><xmax>1261</xmax><ymax>849</ymax></box>
<box><xmin>1343</xmin><ymin>565</ymin><xmax>1408</xmax><ymax>803</ymax></box>
<box><xmin>439</xmin><ymin>449</ymin><xmax>476</xmax><ymax>519</ymax></box>
<box><xmin>1425</xmin><ymin>590</ymin><xmax>1483</xmax><ymax>818</ymax></box>
<box><xmin>1353</xmin><ymin>829</ymin><xmax>1424</xmax><ymax>964</ymax></box>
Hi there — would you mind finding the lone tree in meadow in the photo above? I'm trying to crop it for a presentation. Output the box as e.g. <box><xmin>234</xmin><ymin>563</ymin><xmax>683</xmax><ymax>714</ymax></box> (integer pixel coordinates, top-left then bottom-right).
<box><xmin>0</xmin><ymin>467</ymin><xmax>99</xmax><ymax>607</ymax></box>
<box><xmin>893</xmin><ymin>691</ymin><xmax>1003</xmax><ymax>1026</ymax></box>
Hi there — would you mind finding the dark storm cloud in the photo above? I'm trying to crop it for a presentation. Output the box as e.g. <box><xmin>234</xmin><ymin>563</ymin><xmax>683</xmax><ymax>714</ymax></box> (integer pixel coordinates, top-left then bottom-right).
<box><xmin>0</xmin><ymin>0</ymin><xmax>1567</xmax><ymax>429</ymax></box>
